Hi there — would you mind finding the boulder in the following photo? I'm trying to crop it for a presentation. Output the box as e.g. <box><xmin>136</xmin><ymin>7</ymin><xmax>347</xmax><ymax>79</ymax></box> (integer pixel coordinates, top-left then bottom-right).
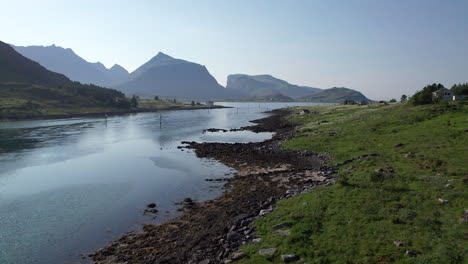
<box><xmin>281</xmin><ymin>254</ymin><xmax>299</xmax><ymax>262</ymax></box>
<box><xmin>258</xmin><ymin>248</ymin><xmax>277</xmax><ymax>256</ymax></box>
<box><xmin>273</xmin><ymin>222</ymin><xmax>293</xmax><ymax>229</ymax></box>
<box><xmin>275</xmin><ymin>230</ymin><xmax>291</xmax><ymax>236</ymax></box>
<box><xmin>146</xmin><ymin>203</ymin><xmax>157</xmax><ymax>208</ymax></box>
<box><xmin>231</xmin><ymin>252</ymin><xmax>248</xmax><ymax>261</ymax></box>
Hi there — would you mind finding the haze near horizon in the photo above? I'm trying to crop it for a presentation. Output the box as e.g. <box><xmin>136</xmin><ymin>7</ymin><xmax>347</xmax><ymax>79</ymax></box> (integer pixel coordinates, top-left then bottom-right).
<box><xmin>2</xmin><ymin>0</ymin><xmax>467</xmax><ymax>100</ymax></box>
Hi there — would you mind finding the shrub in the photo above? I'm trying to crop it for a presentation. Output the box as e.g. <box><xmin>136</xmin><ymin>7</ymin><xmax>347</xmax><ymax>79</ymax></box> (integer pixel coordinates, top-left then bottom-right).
<box><xmin>410</xmin><ymin>83</ymin><xmax>444</xmax><ymax>105</ymax></box>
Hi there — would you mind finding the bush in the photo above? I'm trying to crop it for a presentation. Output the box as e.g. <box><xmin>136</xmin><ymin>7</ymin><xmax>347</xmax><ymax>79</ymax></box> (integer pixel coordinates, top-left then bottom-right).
<box><xmin>410</xmin><ymin>83</ymin><xmax>444</xmax><ymax>105</ymax></box>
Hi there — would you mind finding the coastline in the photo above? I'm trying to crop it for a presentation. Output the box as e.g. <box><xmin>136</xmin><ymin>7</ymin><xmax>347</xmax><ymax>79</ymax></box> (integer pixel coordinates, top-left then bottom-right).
<box><xmin>90</xmin><ymin>109</ymin><xmax>336</xmax><ymax>264</ymax></box>
<box><xmin>0</xmin><ymin>105</ymin><xmax>230</xmax><ymax>122</ymax></box>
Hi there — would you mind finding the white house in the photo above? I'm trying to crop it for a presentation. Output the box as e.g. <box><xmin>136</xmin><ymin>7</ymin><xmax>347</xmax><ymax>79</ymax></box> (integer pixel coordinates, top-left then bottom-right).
<box><xmin>433</xmin><ymin>88</ymin><xmax>453</xmax><ymax>101</ymax></box>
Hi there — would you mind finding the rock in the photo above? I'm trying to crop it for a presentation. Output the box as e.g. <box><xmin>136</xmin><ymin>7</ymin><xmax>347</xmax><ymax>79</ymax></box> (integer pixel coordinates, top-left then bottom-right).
<box><xmin>227</xmin><ymin>231</ymin><xmax>242</xmax><ymax>242</ymax></box>
<box><xmin>459</xmin><ymin>210</ymin><xmax>468</xmax><ymax>223</ymax></box>
<box><xmin>281</xmin><ymin>254</ymin><xmax>299</xmax><ymax>262</ymax></box>
<box><xmin>445</xmin><ymin>183</ymin><xmax>453</xmax><ymax>189</ymax></box>
<box><xmin>394</xmin><ymin>143</ymin><xmax>404</xmax><ymax>147</ymax></box>
<box><xmin>273</xmin><ymin>222</ymin><xmax>293</xmax><ymax>229</ymax></box>
<box><xmin>146</xmin><ymin>203</ymin><xmax>157</xmax><ymax>208</ymax></box>
<box><xmin>259</xmin><ymin>208</ymin><xmax>272</xmax><ymax>216</ymax></box>
<box><xmin>393</xmin><ymin>240</ymin><xmax>406</xmax><ymax>247</ymax></box>
<box><xmin>198</xmin><ymin>260</ymin><xmax>211</xmax><ymax>264</ymax></box>
<box><xmin>275</xmin><ymin>229</ymin><xmax>291</xmax><ymax>236</ymax></box>
<box><xmin>258</xmin><ymin>248</ymin><xmax>277</xmax><ymax>256</ymax></box>
<box><xmin>252</xmin><ymin>238</ymin><xmax>262</xmax><ymax>243</ymax></box>
<box><xmin>405</xmin><ymin>250</ymin><xmax>416</xmax><ymax>257</ymax></box>
<box><xmin>231</xmin><ymin>252</ymin><xmax>248</xmax><ymax>261</ymax></box>
<box><xmin>438</xmin><ymin>198</ymin><xmax>450</xmax><ymax>204</ymax></box>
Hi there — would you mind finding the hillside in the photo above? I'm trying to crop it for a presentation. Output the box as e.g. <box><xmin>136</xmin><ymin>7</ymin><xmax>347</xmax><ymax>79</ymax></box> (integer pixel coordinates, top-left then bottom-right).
<box><xmin>12</xmin><ymin>44</ymin><xmax>129</xmax><ymax>86</ymax></box>
<box><xmin>0</xmin><ymin>40</ymin><xmax>129</xmax><ymax>119</ymax></box>
<box><xmin>227</xmin><ymin>93</ymin><xmax>295</xmax><ymax>102</ymax></box>
<box><xmin>115</xmin><ymin>52</ymin><xmax>237</xmax><ymax>99</ymax></box>
<box><xmin>227</xmin><ymin>74</ymin><xmax>321</xmax><ymax>99</ymax></box>
<box><xmin>238</xmin><ymin>102</ymin><xmax>467</xmax><ymax>263</ymax></box>
<box><xmin>298</xmin><ymin>87</ymin><xmax>372</xmax><ymax>103</ymax></box>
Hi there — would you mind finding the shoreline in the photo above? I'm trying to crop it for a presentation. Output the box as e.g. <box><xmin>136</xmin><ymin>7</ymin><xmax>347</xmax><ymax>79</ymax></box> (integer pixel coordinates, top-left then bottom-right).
<box><xmin>90</xmin><ymin>109</ymin><xmax>336</xmax><ymax>264</ymax></box>
<box><xmin>0</xmin><ymin>105</ymin><xmax>230</xmax><ymax>122</ymax></box>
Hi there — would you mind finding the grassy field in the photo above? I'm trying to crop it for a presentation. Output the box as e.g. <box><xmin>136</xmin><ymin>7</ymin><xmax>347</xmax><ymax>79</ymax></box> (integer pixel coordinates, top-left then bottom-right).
<box><xmin>237</xmin><ymin>102</ymin><xmax>468</xmax><ymax>263</ymax></box>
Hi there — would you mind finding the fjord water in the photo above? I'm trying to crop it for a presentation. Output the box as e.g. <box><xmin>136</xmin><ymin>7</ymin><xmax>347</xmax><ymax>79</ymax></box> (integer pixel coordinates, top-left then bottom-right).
<box><xmin>0</xmin><ymin>102</ymin><xmax>320</xmax><ymax>264</ymax></box>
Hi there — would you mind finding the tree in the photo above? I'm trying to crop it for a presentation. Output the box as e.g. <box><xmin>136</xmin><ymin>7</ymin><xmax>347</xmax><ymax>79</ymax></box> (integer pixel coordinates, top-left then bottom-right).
<box><xmin>154</xmin><ymin>96</ymin><xmax>159</xmax><ymax>100</ymax></box>
<box><xmin>451</xmin><ymin>83</ymin><xmax>468</xmax><ymax>95</ymax></box>
<box><xmin>389</xmin><ymin>98</ymin><xmax>397</xmax><ymax>103</ymax></box>
<box><xmin>173</xmin><ymin>98</ymin><xmax>177</xmax><ymax>103</ymax></box>
<box><xmin>131</xmin><ymin>95</ymin><xmax>138</xmax><ymax>108</ymax></box>
<box><xmin>410</xmin><ymin>83</ymin><xmax>444</xmax><ymax>105</ymax></box>
<box><xmin>191</xmin><ymin>100</ymin><xmax>195</xmax><ymax>106</ymax></box>
<box><xmin>401</xmin><ymin>94</ymin><xmax>407</xmax><ymax>102</ymax></box>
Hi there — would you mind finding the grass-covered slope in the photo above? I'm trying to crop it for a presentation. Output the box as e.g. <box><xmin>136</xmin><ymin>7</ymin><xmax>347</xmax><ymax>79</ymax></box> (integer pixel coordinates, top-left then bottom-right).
<box><xmin>238</xmin><ymin>102</ymin><xmax>467</xmax><ymax>263</ymax></box>
<box><xmin>299</xmin><ymin>87</ymin><xmax>371</xmax><ymax>103</ymax></box>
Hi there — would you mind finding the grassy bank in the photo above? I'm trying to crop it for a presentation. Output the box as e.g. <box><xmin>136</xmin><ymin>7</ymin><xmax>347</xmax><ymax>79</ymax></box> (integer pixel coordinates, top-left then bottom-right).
<box><xmin>238</xmin><ymin>102</ymin><xmax>467</xmax><ymax>263</ymax></box>
<box><xmin>0</xmin><ymin>94</ymin><xmax>215</xmax><ymax>121</ymax></box>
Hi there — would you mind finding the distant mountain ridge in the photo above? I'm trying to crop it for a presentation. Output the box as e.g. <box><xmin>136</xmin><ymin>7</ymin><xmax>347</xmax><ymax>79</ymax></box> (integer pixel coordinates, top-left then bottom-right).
<box><xmin>0</xmin><ymin>40</ymin><xmax>128</xmax><ymax>119</ymax></box>
<box><xmin>115</xmin><ymin>52</ymin><xmax>237</xmax><ymax>99</ymax></box>
<box><xmin>11</xmin><ymin>44</ymin><xmax>129</xmax><ymax>87</ymax></box>
<box><xmin>1</xmin><ymin>42</ymin><xmax>71</xmax><ymax>87</ymax></box>
<box><xmin>227</xmin><ymin>74</ymin><xmax>321</xmax><ymax>99</ymax></box>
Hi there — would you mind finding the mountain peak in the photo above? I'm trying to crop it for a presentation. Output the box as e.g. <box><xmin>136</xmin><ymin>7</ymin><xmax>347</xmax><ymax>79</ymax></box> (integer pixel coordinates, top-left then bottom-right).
<box><xmin>154</xmin><ymin>52</ymin><xmax>173</xmax><ymax>60</ymax></box>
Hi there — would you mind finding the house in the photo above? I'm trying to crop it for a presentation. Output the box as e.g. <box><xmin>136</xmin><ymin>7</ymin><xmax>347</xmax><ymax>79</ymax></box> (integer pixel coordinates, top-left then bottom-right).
<box><xmin>205</xmin><ymin>101</ymin><xmax>214</xmax><ymax>106</ymax></box>
<box><xmin>433</xmin><ymin>88</ymin><xmax>453</xmax><ymax>101</ymax></box>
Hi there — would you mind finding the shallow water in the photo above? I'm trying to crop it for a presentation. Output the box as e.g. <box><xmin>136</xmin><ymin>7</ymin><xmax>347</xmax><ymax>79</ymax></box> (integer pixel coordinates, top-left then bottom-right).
<box><xmin>0</xmin><ymin>102</ymin><xmax>322</xmax><ymax>264</ymax></box>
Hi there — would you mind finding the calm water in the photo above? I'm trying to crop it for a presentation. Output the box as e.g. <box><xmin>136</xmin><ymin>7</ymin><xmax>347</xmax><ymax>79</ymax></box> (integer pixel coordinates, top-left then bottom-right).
<box><xmin>0</xmin><ymin>102</ymin><xmax>321</xmax><ymax>264</ymax></box>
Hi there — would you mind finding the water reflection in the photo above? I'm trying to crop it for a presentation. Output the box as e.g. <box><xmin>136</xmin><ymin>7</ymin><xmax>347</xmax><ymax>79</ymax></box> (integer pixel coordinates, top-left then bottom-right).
<box><xmin>0</xmin><ymin>102</ymin><xmax>322</xmax><ymax>264</ymax></box>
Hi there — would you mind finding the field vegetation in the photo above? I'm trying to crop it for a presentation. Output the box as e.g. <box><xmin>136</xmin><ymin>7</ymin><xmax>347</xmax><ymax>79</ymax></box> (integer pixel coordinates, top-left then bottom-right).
<box><xmin>238</xmin><ymin>101</ymin><xmax>467</xmax><ymax>263</ymax></box>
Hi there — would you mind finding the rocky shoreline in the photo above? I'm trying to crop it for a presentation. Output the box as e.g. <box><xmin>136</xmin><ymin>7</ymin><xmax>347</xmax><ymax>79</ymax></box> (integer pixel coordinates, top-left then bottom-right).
<box><xmin>90</xmin><ymin>109</ymin><xmax>336</xmax><ymax>264</ymax></box>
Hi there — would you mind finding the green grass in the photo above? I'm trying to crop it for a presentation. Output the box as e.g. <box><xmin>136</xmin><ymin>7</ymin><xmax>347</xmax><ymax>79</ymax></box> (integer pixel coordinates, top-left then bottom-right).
<box><xmin>237</xmin><ymin>102</ymin><xmax>468</xmax><ymax>263</ymax></box>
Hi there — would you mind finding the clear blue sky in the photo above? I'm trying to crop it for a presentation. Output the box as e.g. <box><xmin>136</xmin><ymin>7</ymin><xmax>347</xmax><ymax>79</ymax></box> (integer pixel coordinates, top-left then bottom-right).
<box><xmin>2</xmin><ymin>0</ymin><xmax>467</xmax><ymax>99</ymax></box>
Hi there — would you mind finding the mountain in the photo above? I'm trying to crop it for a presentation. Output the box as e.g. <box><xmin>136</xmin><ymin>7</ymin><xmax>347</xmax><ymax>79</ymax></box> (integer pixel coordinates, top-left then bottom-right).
<box><xmin>115</xmin><ymin>52</ymin><xmax>236</xmax><ymax>98</ymax></box>
<box><xmin>0</xmin><ymin>42</ymin><xmax>71</xmax><ymax>87</ymax></box>
<box><xmin>226</xmin><ymin>74</ymin><xmax>321</xmax><ymax>99</ymax></box>
<box><xmin>0</xmin><ymin>40</ymin><xmax>129</xmax><ymax>119</ymax></box>
<box><xmin>298</xmin><ymin>87</ymin><xmax>372</xmax><ymax>103</ymax></box>
<box><xmin>230</xmin><ymin>93</ymin><xmax>295</xmax><ymax>102</ymax></box>
<box><xmin>11</xmin><ymin>44</ymin><xmax>129</xmax><ymax>87</ymax></box>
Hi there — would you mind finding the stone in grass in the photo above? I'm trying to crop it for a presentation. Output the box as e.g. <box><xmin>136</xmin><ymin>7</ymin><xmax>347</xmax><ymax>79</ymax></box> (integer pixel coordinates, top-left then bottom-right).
<box><xmin>438</xmin><ymin>198</ymin><xmax>449</xmax><ymax>204</ymax></box>
<box><xmin>258</xmin><ymin>248</ymin><xmax>277</xmax><ymax>256</ymax></box>
<box><xmin>281</xmin><ymin>254</ymin><xmax>299</xmax><ymax>262</ymax></box>
<box><xmin>393</xmin><ymin>240</ymin><xmax>407</xmax><ymax>247</ymax></box>
<box><xmin>231</xmin><ymin>252</ymin><xmax>248</xmax><ymax>261</ymax></box>
<box><xmin>275</xmin><ymin>229</ymin><xmax>291</xmax><ymax>236</ymax></box>
<box><xmin>273</xmin><ymin>222</ymin><xmax>293</xmax><ymax>229</ymax></box>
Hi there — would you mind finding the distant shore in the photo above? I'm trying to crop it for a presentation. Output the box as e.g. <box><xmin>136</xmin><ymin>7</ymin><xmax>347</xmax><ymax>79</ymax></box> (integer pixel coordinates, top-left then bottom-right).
<box><xmin>0</xmin><ymin>105</ymin><xmax>229</xmax><ymax>122</ymax></box>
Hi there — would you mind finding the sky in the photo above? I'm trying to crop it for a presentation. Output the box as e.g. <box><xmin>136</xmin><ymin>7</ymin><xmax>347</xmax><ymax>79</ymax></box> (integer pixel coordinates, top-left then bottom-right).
<box><xmin>1</xmin><ymin>0</ymin><xmax>467</xmax><ymax>100</ymax></box>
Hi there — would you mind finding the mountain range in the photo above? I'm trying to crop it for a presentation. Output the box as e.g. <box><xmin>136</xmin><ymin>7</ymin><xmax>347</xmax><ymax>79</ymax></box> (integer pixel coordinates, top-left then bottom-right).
<box><xmin>12</xmin><ymin>44</ymin><xmax>129</xmax><ymax>87</ymax></box>
<box><xmin>0</xmin><ymin>40</ymin><xmax>128</xmax><ymax>119</ymax></box>
<box><xmin>227</xmin><ymin>74</ymin><xmax>321</xmax><ymax>98</ymax></box>
<box><xmin>9</xmin><ymin>42</ymin><xmax>373</xmax><ymax>102</ymax></box>
<box><xmin>115</xmin><ymin>52</ymin><xmax>237</xmax><ymax>98</ymax></box>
